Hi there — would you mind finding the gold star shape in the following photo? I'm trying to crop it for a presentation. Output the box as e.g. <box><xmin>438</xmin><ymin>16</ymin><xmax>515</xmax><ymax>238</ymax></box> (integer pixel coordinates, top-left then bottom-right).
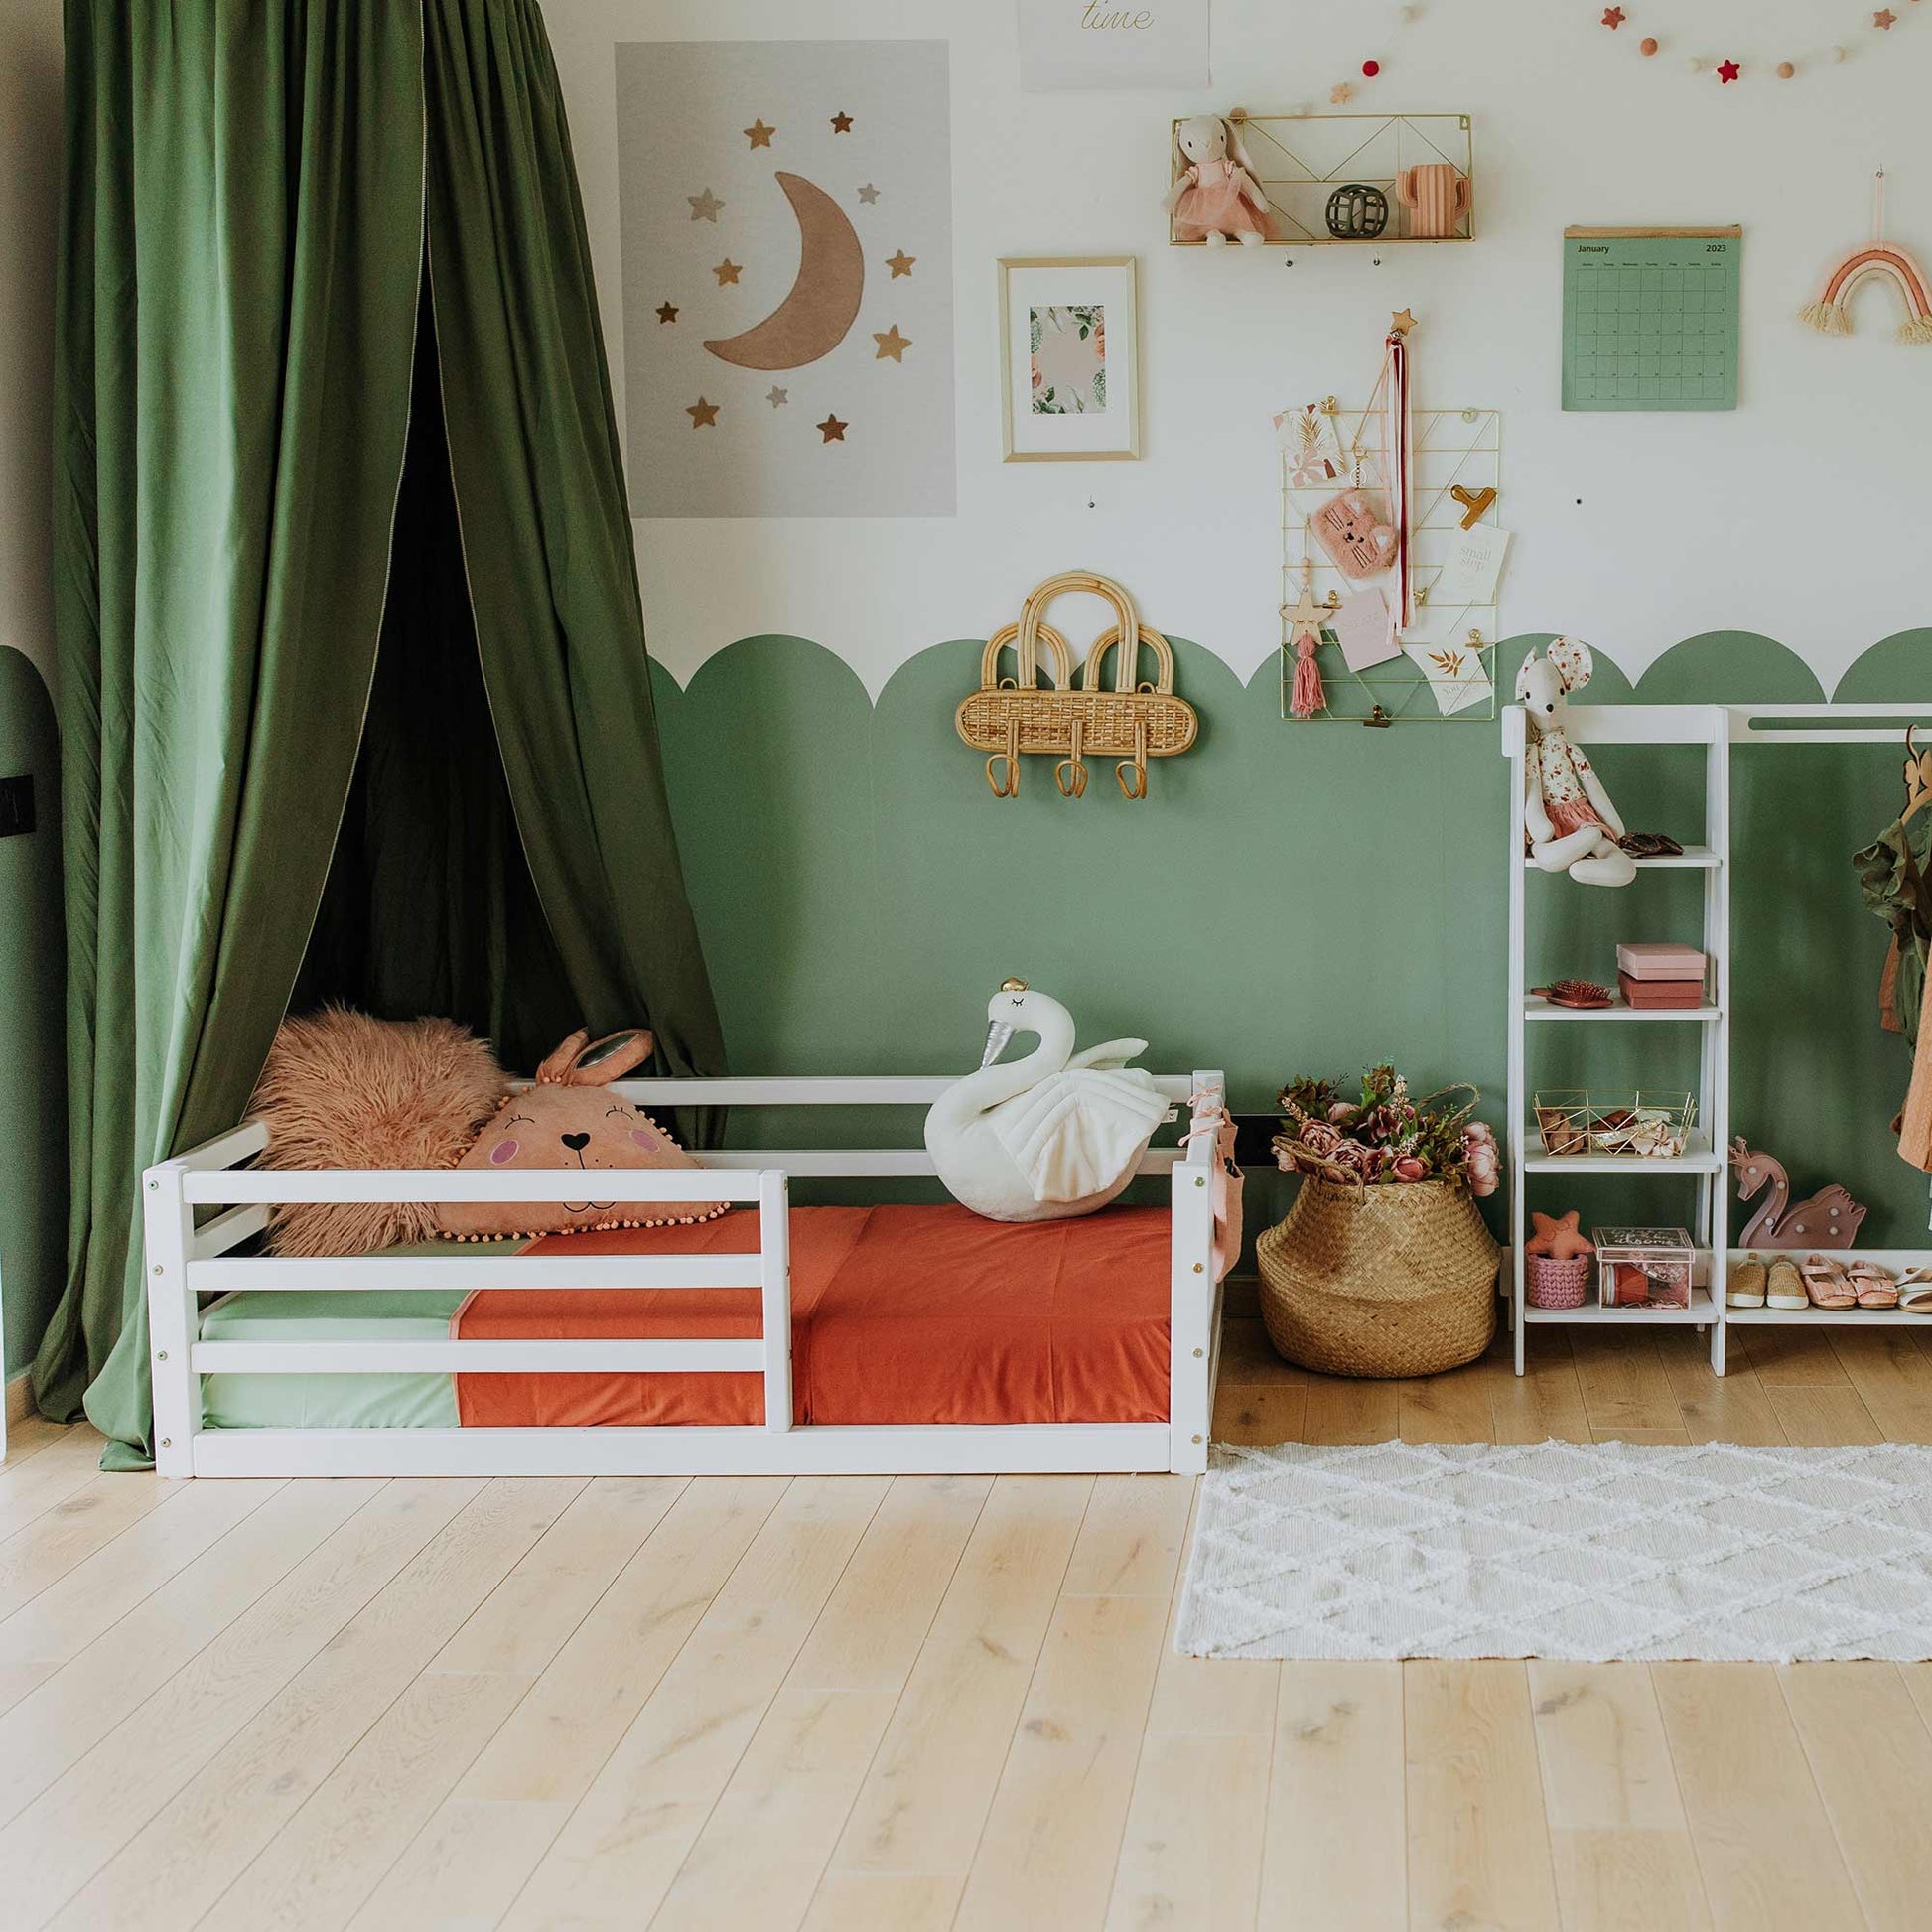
<box><xmin>655</xmin><ymin>300</ymin><xmax>678</xmax><ymax>324</ymax></box>
<box><xmin>830</xmin><ymin>110</ymin><xmax>854</xmax><ymax>133</ymax></box>
<box><xmin>687</xmin><ymin>188</ymin><xmax>723</xmax><ymax>222</ymax></box>
<box><xmin>1390</xmin><ymin>307</ymin><xmax>1418</xmax><ymax>336</ymax></box>
<box><xmin>1329</xmin><ymin>81</ymin><xmax>1354</xmax><ymax>104</ymax></box>
<box><xmin>817</xmin><ymin>413</ymin><xmax>848</xmax><ymax>442</ymax></box>
<box><xmin>885</xmin><ymin>248</ymin><xmax>916</xmax><ymax>278</ymax></box>
<box><xmin>873</xmin><ymin>324</ymin><xmax>912</xmax><ymax>362</ymax></box>
<box><xmin>714</xmin><ymin>259</ymin><xmax>742</xmax><ymax>285</ymax></box>
<box><xmin>1874</xmin><ymin>7</ymin><xmax>1897</xmax><ymax>24</ymax></box>
<box><xmin>767</xmin><ymin>386</ymin><xmax>788</xmax><ymax>408</ymax></box>
<box><xmin>686</xmin><ymin>397</ymin><xmax>720</xmax><ymax>429</ymax></box>
<box><xmin>744</xmin><ymin>118</ymin><xmax>775</xmax><ymax>148</ymax></box>
<box><xmin>1281</xmin><ymin>585</ymin><xmax>1329</xmax><ymax>637</ymax></box>
<box><xmin>857</xmin><ymin>183</ymin><xmax>881</xmax><ymax>205</ymax></box>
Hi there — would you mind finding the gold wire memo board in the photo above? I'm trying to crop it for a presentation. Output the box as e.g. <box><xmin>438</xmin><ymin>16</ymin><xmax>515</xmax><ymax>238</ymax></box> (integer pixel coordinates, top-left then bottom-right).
<box><xmin>1279</xmin><ymin>402</ymin><xmax>1503</xmax><ymax>724</ymax></box>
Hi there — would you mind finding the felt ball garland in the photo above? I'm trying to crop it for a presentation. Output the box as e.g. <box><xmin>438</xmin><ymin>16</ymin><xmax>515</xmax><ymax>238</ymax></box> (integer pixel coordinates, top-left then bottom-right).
<box><xmin>1593</xmin><ymin>0</ymin><xmax>1922</xmax><ymax>83</ymax></box>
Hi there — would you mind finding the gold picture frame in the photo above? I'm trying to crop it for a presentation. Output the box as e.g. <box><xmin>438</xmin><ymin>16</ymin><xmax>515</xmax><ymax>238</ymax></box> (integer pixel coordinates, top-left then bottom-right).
<box><xmin>998</xmin><ymin>256</ymin><xmax>1141</xmax><ymax>462</ymax></box>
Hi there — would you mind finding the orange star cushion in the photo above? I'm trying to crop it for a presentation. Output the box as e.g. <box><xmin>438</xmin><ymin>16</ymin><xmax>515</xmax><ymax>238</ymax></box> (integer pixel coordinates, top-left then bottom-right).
<box><xmin>1525</xmin><ymin>1209</ymin><xmax>1594</xmax><ymax>1260</ymax></box>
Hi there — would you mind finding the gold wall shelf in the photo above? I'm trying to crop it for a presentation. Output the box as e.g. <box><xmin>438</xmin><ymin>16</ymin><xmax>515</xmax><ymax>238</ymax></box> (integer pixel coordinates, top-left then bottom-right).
<box><xmin>1169</xmin><ymin>112</ymin><xmax>1475</xmax><ymax>248</ymax></box>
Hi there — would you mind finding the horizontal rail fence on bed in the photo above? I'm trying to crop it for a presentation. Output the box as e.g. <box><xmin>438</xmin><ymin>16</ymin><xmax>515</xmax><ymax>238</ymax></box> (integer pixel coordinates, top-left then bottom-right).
<box><xmin>145</xmin><ymin>1072</ymin><xmax>1226</xmax><ymax>1479</ymax></box>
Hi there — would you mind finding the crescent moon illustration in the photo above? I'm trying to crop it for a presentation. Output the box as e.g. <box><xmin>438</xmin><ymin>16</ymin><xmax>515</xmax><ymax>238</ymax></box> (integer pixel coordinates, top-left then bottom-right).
<box><xmin>703</xmin><ymin>171</ymin><xmax>865</xmax><ymax>371</ymax></box>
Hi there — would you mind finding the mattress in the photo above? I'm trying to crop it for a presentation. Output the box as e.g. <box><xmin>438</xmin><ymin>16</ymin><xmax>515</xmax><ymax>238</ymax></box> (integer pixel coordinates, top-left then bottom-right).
<box><xmin>199</xmin><ymin>1288</ymin><xmax>468</xmax><ymax>1429</ymax></box>
<box><xmin>197</xmin><ymin>1238</ymin><xmax>532</xmax><ymax>1430</ymax></box>
<box><xmin>199</xmin><ymin>1206</ymin><xmax>1173</xmax><ymax>1430</ymax></box>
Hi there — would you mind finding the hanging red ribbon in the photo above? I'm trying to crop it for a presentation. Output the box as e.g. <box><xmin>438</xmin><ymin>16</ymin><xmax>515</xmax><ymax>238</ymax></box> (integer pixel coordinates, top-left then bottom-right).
<box><xmin>1381</xmin><ymin>326</ymin><xmax>1413</xmax><ymax>631</ymax></box>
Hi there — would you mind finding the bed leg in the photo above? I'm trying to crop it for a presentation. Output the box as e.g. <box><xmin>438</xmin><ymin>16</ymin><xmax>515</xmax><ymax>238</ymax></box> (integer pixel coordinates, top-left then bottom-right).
<box><xmin>760</xmin><ymin>1170</ymin><xmax>792</xmax><ymax>1430</ymax></box>
<box><xmin>145</xmin><ymin>1160</ymin><xmax>200</xmax><ymax>1478</ymax></box>
<box><xmin>1170</xmin><ymin>1084</ymin><xmax>1219</xmax><ymax>1475</ymax></box>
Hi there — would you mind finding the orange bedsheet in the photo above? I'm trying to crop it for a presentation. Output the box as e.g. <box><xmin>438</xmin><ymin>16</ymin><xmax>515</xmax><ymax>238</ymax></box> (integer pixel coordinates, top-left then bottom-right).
<box><xmin>453</xmin><ymin>1204</ymin><xmax>1172</xmax><ymax>1428</ymax></box>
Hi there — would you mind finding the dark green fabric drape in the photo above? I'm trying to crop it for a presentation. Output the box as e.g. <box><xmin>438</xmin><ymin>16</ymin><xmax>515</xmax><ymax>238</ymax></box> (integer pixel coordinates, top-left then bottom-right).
<box><xmin>294</xmin><ymin>283</ymin><xmax>582</xmax><ymax>1073</ymax></box>
<box><xmin>38</xmin><ymin>0</ymin><xmax>725</xmax><ymax>1465</ymax></box>
<box><xmin>421</xmin><ymin>0</ymin><xmax>721</xmax><ymax>1090</ymax></box>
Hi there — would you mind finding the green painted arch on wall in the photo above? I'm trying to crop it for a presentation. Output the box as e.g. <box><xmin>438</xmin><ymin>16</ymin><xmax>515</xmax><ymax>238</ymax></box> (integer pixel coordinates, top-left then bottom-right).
<box><xmin>651</xmin><ymin>625</ymin><xmax>1932</xmax><ymax>1245</ymax></box>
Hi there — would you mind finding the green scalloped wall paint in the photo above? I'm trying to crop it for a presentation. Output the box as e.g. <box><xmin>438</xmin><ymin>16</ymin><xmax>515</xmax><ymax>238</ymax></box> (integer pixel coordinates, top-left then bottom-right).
<box><xmin>649</xmin><ymin>628</ymin><xmax>1932</xmax><ymax>1251</ymax></box>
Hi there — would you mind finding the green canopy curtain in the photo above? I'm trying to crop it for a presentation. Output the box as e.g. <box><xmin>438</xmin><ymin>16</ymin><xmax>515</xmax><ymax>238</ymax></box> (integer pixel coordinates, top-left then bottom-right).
<box><xmin>36</xmin><ymin>0</ymin><xmax>725</xmax><ymax>1466</ymax></box>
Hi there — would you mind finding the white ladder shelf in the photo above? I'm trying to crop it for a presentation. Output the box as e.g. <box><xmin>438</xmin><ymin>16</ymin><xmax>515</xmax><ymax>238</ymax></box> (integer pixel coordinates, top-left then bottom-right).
<box><xmin>1502</xmin><ymin>701</ymin><xmax>1932</xmax><ymax>1377</ymax></box>
<box><xmin>1504</xmin><ymin>704</ymin><xmax>1731</xmax><ymax>1375</ymax></box>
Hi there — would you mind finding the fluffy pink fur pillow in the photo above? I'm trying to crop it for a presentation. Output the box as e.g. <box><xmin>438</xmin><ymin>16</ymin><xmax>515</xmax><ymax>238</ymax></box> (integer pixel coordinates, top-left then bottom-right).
<box><xmin>249</xmin><ymin>1007</ymin><xmax>507</xmax><ymax>1256</ymax></box>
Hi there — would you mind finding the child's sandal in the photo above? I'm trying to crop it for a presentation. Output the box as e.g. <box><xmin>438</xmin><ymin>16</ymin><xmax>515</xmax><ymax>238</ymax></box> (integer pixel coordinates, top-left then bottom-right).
<box><xmin>1848</xmin><ymin>1261</ymin><xmax>1899</xmax><ymax>1310</ymax></box>
<box><xmin>1800</xmin><ymin>1254</ymin><xmax>1857</xmax><ymax>1311</ymax></box>
<box><xmin>1898</xmin><ymin>1268</ymin><xmax>1932</xmax><ymax>1313</ymax></box>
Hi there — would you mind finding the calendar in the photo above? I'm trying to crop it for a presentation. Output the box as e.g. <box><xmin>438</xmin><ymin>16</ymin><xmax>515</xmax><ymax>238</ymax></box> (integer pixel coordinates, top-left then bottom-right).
<box><xmin>1562</xmin><ymin>227</ymin><xmax>1741</xmax><ymax>412</ymax></box>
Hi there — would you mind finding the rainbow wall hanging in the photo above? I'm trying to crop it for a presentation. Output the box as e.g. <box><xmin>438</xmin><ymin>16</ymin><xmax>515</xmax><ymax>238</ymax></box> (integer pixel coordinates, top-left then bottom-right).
<box><xmin>1801</xmin><ymin>173</ymin><xmax>1932</xmax><ymax>345</ymax></box>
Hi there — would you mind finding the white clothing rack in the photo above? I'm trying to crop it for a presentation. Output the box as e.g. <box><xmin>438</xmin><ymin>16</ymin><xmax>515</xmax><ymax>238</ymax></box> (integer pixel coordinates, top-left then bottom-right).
<box><xmin>1503</xmin><ymin>702</ymin><xmax>1932</xmax><ymax>1376</ymax></box>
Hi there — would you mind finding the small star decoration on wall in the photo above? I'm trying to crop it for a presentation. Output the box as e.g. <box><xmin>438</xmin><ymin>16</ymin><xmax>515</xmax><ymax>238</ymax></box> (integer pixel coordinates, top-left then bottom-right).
<box><xmin>857</xmin><ymin>183</ymin><xmax>881</xmax><ymax>205</ymax></box>
<box><xmin>655</xmin><ymin>301</ymin><xmax>678</xmax><ymax>324</ymax></box>
<box><xmin>713</xmin><ymin>259</ymin><xmax>742</xmax><ymax>285</ymax></box>
<box><xmin>687</xmin><ymin>188</ymin><xmax>723</xmax><ymax>222</ymax></box>
<box><xmin>744</xmin><ymin>118</ymin><xmax>775</xmax><ymax>148</ymax></box>
<box><xmin>830</xmin><ymin>110</ymin><xmax>854</xmax><ymax>133</ymax></box>
<box><xmin>686</xmin><ymin>397</ymin><xmax>720</xmax><ymax>429</ymax></box>
<box><xmin>766</xmin><ymin>386</ymin><xmax>788</xmax><ymax>408</ymax></box>
<box><xmin>872</xmin><ymin>325</ymin><xmax>911</xmax><ymax>361</ymax></box>
<box><xmin>817</xmin><ymin>413</ymin><xmax>848</xmax><ymax>442</ymax></box>
<box><xmin>885</xmin><ymin>249</ymin><xmax>916</xmax><ymax>278</ymax></box>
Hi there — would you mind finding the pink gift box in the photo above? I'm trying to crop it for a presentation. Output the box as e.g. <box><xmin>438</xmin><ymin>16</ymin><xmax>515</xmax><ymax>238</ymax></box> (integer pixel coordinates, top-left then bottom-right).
<box><xmin>1616</xmin><ymin>942</ymin><xmax>1708</xmax><ymax>982</ymax></box>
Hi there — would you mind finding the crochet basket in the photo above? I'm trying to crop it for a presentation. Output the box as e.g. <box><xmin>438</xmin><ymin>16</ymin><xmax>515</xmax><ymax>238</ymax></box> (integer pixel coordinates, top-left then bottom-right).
<box><xmin>1526</xmin><ymin>1254</ymin><xmax>1591</xmax><ymax>1311</ymax></box>
<box><xmin>1257</xmin><ymin>1176</ymin><xmax>1500</xmax><ymax>1379</ymax></box>
<box><xmin>955</xmin><ymin>571</ymin><xmax>1197</xmax><ymax>800</ymax></box>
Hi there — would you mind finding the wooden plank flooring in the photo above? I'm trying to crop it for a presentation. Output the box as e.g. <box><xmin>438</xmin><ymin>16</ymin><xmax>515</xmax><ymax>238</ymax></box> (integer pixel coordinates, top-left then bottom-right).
<box><xmin>8</xmin><ymin>1312</ymin><xmax>1932</xmax><ymax>1929</ymax></box>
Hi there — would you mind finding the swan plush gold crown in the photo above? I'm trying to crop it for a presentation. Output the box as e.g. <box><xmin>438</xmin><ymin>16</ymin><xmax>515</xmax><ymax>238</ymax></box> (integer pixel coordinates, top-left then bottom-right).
<box><xmin>1000</xmin><ymin>977</ymin><xmax>1028</xmax><ymax>993</ymax></box>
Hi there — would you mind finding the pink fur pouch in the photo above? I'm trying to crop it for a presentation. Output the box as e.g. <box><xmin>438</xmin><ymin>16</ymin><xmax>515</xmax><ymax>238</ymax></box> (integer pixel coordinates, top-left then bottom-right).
<box><xmin>1311</xmin><ymin>489</ymin><xmax>1399</xmax><ymax>580</ymax></box>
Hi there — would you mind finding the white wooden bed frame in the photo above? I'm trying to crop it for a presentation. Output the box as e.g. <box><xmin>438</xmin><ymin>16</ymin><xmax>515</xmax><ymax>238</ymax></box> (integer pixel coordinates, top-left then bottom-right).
<box><xmin>144</xmin><ymin>1072</ymin><xmax>1227</xmax><ymax>1479</ymax></box>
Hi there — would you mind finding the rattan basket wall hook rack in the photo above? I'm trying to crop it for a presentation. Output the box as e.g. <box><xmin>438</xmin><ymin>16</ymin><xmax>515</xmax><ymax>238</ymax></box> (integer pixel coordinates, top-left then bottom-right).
<box><xmin>955</xmin><ymin>571</ymin><xmax>1199</xmax><ymax>799</ymax></box>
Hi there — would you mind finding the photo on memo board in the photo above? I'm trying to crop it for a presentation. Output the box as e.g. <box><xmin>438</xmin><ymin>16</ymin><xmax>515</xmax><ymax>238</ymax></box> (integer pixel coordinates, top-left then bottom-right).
<box><xmin>999</xmin><ymin>257</ymin><xmax>1141</xmax><ymax>460</ymax></box>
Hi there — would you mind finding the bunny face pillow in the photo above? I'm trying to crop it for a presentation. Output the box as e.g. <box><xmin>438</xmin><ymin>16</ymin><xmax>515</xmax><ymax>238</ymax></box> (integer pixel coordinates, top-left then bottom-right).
<box><xmin>1515</xmin><ymin>639</ymin><xmax>1637</xmax><ymax>888</ymax></box>
<box><xmin>439</xmin><ymin>1027</ymin><xmax>728</xmax><ymax>1240</ymax></box>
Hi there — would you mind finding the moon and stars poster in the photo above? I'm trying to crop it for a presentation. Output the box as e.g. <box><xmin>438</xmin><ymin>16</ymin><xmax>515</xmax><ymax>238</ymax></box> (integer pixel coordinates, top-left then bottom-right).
<box><xmin>617</xmin><ymin>40</ymin><xmax>955</xmax><ymax>518</ymax></box>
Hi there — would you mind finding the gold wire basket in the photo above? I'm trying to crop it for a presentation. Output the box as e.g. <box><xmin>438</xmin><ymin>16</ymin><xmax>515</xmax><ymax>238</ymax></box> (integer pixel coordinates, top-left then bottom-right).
<box><xmin>1533</xmin><ymin>1090</ymin><xmax>1698</xmax><ymax>1161</ymax></box>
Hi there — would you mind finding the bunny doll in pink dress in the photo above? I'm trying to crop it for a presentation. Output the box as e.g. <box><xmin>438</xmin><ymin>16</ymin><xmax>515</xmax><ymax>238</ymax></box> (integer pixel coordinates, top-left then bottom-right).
<box><xmin>1165</xmin><ymin>115</ymin><xmax>1270</xmax><ymax>246</ymax></box>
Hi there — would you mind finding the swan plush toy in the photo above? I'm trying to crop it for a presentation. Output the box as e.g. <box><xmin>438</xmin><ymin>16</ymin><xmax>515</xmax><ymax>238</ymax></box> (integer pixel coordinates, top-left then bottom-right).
<box><xmin>924</xmin><ymin>981</ymin><xmax>1174</xmax><ymax>1223</ymax></box>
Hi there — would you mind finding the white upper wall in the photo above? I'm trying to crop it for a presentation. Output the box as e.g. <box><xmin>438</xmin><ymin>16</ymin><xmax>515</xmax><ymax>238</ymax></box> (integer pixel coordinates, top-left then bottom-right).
<box><xmin>4</xmin><ymin>3</ymin><xmax>1922</xmax><ymax>696</ymax></box>
<box><xmin>547</xmin><ymin>0</ymin><xmax>1932</xmax><ymax>694</ymax></box>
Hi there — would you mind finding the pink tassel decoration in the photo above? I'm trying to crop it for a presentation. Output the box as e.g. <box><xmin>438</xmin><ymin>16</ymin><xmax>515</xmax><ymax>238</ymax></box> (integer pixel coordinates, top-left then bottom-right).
<box><xmin>1291</xmin><ymin>629</ymin><xmax>1324</xmax><ymax>719</ymax></box>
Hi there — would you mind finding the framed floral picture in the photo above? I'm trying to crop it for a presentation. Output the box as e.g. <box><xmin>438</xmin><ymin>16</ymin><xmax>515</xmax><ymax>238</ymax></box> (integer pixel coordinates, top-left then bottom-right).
<box><xmin>998</xmin><ymin>257</ymin><xmax>1140</xmax><ymax>461</ymax></box>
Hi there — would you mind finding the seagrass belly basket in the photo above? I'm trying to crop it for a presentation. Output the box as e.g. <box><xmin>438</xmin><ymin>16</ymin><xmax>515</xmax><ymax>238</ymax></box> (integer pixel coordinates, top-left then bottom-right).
<box><xmin>1257</xmin><ymin>1175</ymin><xmax>1500</xmax><ymax>1379</ymax></box>
<box><xmin>957</xmin><ymin>571</ymin><xmax>1197</xmax><ymax>799</ymax></box>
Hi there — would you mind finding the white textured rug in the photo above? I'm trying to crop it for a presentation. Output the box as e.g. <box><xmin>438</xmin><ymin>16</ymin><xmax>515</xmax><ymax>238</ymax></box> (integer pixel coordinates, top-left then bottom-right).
<box><xmin>1177</xmin><ymin>1439</ymin><xmax>1932</xmax><ymax>1662</ymax></box>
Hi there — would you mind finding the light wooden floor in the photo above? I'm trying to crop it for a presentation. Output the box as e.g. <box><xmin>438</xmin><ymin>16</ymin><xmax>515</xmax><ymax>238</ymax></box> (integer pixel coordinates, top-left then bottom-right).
<box><xmin>6</xmin><ymin>1312</ymin><xmax>1932</xmax><ymax>1930</ymax></box>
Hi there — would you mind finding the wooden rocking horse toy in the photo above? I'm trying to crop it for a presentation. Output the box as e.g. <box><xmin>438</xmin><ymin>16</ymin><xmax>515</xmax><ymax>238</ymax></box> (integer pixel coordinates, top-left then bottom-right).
<box><xmin>1729</xmin><ymin>1138</ymin><xmax>1867</xmax><ymax>1250</ymax></box>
